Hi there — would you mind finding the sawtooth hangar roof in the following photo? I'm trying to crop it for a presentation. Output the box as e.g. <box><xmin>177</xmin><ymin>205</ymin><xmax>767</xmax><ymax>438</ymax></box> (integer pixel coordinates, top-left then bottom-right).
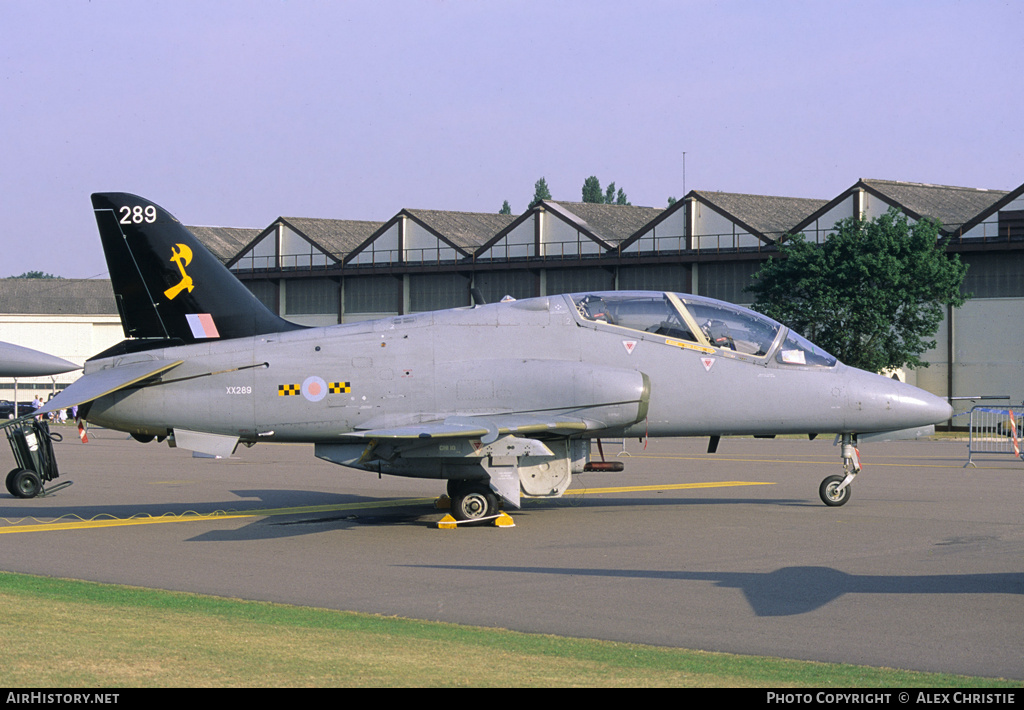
<box><xmin>221</xmin><ymin>177</ymin><xmax>1022</xmax><ymax>272</ymax></box>
<box><xmin>3</xmin><ymin>176</ymin><xmax>1022</xmax><ymax>317</ymax></box>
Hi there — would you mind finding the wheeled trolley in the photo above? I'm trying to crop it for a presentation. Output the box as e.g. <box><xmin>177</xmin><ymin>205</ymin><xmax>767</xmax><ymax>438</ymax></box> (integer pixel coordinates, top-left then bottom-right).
<box><xmin>3</xmin><ymin>416</ymin><xmax>69</xmax><ymax>498</ymax></box>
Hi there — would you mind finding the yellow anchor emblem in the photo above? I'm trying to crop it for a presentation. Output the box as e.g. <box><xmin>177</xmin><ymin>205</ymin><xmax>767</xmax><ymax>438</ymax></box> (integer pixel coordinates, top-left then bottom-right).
<box><xmin>163</xmin><ymin>243</ymin><xmax>194</xmax><ymax>300</ymax></box>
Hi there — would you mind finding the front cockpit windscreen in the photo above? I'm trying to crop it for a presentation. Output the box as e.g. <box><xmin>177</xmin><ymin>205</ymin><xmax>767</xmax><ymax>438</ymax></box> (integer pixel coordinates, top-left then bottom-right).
<box><xmin>571</xmin><ymin>292</ymin><xmax>837</xmax><ymax>367</ymax></box>
<box><xmin>775</xmin><ymin>330</ymin><xmax>837</xmax><ymax>367</ymax></box>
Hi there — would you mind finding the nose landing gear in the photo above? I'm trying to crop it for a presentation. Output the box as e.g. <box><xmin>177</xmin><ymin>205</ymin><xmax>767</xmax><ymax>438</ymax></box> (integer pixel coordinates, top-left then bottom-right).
<box><xmin>821</xmin><ymin>434</ymin><xmax>859</xmax><ymax>506</ymax></box>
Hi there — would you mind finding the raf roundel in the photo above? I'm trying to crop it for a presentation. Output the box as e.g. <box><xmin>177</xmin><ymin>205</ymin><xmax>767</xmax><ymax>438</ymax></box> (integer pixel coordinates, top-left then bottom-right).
<box><xmin>302</xmin><ymin>375</ymin><xmax>328</xmax><ymax>402</ymax></box>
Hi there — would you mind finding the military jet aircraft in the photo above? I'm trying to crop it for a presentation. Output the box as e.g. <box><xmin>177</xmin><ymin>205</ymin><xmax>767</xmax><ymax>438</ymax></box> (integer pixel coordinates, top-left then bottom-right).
<box><xmin>0</xmin><ymin>341</ymin><xmax>78</xmax><ymax>378</ymax></box>
<box><xmin>37</xmin><ymin>193</ymin><xmax>953</xmax><ymax>519</ymax></box>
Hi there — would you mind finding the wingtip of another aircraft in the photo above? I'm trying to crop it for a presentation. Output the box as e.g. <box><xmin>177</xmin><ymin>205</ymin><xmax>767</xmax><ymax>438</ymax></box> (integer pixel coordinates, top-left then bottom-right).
<box><xmin>0</xmin><ymin>341</ymin><xmax>80</xmax><ymax>378</ymax></box>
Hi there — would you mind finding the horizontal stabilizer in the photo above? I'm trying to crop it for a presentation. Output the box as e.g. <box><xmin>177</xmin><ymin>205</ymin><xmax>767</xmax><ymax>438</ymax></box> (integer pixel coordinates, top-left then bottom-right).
<box><xmin>36</xmin><ymin>359</ymin><xmax>183</xmax><ymax>415</ymax></box>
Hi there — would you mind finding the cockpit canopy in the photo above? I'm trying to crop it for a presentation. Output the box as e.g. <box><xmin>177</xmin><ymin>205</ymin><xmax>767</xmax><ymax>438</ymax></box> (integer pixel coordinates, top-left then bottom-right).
<box><xmin>570</xmin><ymin>292</ymin><xmax>836</xmax><ymax>368</ymax></box>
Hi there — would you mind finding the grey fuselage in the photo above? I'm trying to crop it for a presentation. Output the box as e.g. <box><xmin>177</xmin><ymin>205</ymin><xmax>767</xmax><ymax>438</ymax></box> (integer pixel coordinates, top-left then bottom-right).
<box><xmin>84</xmin><ymin>292</ymin><xmax>951</xmax><ymax>451</ymax></box>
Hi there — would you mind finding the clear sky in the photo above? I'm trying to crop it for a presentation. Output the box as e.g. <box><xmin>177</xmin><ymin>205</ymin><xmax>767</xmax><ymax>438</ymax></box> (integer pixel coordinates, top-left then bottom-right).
<box><xmin>3</xmin><ymin>0</ymin><xmax>1022</xmax><ymax>278</ymax></box>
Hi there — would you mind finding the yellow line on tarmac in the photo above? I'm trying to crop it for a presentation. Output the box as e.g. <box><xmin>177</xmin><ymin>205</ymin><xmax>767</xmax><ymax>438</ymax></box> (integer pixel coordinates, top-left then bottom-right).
<box><xmin>0</xmin><ymin>513</ymin><xmax>254</xmax><ymax>534</ymax></box>
<box><xmin>0</xmin><ymin>481</ymin><xmax>773</xmax><ymax>535</ymax></box>
<box><xmin>0</xmin><ymin>498</ymin><xmax>436</xmax><ymax>535</ymax></box>
<box><xmin>627</xmin><ymin>454</ymin><xmax>986</xmax><ymax>469</ymax></box>
<box><xmin>630</xmin><ymin>454</ymin><xmax>834</xmax><ymax>465</ymax></box>
<box><xmin>564</xmin><ymin>481</ymin><xmax>774</xmax><ymax>495</ymax></box>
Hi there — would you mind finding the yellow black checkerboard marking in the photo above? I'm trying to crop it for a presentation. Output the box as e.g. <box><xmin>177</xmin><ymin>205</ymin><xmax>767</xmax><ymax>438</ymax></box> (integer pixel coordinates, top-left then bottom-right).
<box><xmin>279</xmin><ymin>381</ymin><xmax>349</xmax><ymax>396</ymax></box>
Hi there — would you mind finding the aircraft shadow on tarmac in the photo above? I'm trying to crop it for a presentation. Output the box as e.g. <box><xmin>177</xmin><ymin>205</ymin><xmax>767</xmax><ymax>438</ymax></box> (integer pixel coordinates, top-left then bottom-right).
<box><xmin>7</xmin><ymin>490</ymin><xmax>1022</xmax><ymax>617</ymax></box>
<box><xmin>179</xmin><ymin>492</ymin><xmax>814</xmax><ymax>541</ymax></box>
<box><xmin>0</xmin><ymin>489</ymin><xmax>420</xmax><ymax>530</ymax></box>
<box><xmin>406</xmin><ymin>564</ymin><xmax>1024</xmax><ymax>617</ymax></box>
<box><xmin>0</xmin><ymin>488</ymin><xmax>811</xmax><ymax>542</ymax></box>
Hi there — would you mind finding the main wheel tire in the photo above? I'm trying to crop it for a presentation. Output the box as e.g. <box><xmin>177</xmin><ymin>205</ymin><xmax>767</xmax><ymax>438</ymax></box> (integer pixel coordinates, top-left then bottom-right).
<box><xmin>11</xmin><ymin>469</ymin><xmax>42</xmax><ymax>499</ymax></box>
<box><xmin>819</xmin><ymin>474</ymin><xmax>851</xmax><ymax>507</ymax></box>
<box><xmin>451</xmin><ymin>485</ymin><xmax>498</xmax><ymax>522</ymax></box>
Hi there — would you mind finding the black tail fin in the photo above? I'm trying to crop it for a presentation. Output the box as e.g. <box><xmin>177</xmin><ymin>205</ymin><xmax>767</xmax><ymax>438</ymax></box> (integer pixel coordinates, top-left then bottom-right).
<box><xmin>92</xmin><ymin>193</ymin><xmax>302</xmax><ymax>343</ymax></box>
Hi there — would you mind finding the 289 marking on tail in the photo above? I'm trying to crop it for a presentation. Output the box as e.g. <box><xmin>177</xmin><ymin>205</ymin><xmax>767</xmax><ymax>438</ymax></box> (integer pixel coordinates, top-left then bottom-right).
<box><xmin>119</xmin><ymin>205</ymin><xmax>157</xmax><ymax>225</ymax></box>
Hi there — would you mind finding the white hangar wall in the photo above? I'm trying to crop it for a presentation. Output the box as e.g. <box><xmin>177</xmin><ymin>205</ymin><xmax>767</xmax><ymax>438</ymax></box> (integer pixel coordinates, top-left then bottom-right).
<box><xmin>691</xmin><ymin>201</ymin><xmax>761</xmax><ymax>250</ymax></box>
<box><xmin>0</xmin><ymin>314</ymin><xmax>122</xmax><ymax>402</ymax></box>
<box><xmin>481</xmin><ymin>220</ymin><xmax>533</xmax><ymax>259</ymax></box>
<box><xmin>621</xmin><ymin>206</ymin><xmax>686</xmax><ymax>254</ymax></box>
<box><xmin>799</xmin><ymin>198</ymin><xmax>859</xmax><ymax>244</ymax></box>
<box><xmin>959</xmin><ymin>193</ymin><xmax>1024</xmax><ymax>239</ymax></box>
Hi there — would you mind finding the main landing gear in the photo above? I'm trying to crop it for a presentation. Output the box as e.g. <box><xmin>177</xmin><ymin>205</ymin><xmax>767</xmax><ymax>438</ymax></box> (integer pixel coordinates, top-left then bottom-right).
<box><xmin>820</xmin><ymin>433</ymin><xmax>859</xmax><ymax>506</ymax></box>
<box><xmin>446</xmin><ymin>479</ymin><xmax>500</xmax><ymax>522</ymax></box>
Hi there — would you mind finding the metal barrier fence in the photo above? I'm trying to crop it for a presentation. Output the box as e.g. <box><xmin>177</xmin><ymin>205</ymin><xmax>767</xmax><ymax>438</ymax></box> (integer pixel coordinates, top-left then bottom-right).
<box><xmin>964</xmin><ymin>404</ymin><xmax>1024</xmax><ymax>467</ymax></box>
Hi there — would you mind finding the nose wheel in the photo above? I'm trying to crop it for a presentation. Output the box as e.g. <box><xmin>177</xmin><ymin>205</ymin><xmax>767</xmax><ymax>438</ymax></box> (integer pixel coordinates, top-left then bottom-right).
<box><xmin>819</xmin><ymin>474</ymin><xmax>851</xmax><ymax>506</ymax></box>
<box><xmin>821</xmin><ymin>434</ymin><xmax>859</xmax><ymax>506</ymax></box>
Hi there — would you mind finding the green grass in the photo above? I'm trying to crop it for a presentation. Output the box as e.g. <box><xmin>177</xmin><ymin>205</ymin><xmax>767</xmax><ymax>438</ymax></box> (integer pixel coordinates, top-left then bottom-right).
<box><xmin>0</xmin><ymin>571</ymin><xmax>1018</xmax><ymax>687</ymax></box>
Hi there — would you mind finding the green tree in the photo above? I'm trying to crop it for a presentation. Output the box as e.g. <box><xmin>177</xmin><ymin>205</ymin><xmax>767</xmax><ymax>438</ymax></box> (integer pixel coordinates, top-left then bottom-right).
<box><xmin>582</xmin><ymin>176</ymin><xmax>631</xmax><ymax>205</ymax></box>
<box><xmin>582</xmin><ymin>176</ymin><xmax>603</xmax><ymax>203</ymax></box>
<box><xmin>604</xmin><ymin>182</ymin><xmax>617</xmax><ymax>205</ymax></box>
<box><xmin>499</xmin><ymin>200</ymin><xmax>512</xmax><ymax>215</ymax></box>
<box><xmin>747</xmin><ymin>209</ymin><xmax>968</xmax><ymax>372</ymax></box>
<box><xmin>529</xmin><ymin>177</ymin><xmax>552</xmax><ymax>209</ymax></box>
<box><xmin>8</xmin><ymin>271</ymin><xmax>60</xmax><ymax>279</ymax></box>
<box><xmin>667</xmin><ymin>196</ymin><xmax>678</xmax><ymax>206</ymax></box>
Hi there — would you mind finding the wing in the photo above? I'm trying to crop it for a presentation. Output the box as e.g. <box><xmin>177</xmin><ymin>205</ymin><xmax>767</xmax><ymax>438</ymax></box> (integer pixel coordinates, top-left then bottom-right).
<box><xmin>318</xmin><ymin>413</ymin><xmax>598</xmax><ymax>510</ymax></box>
<box><xmin>343</xmin><ymin>413</ymin><xmax>590</xmax><ymax>444</ymax></box>
<box><xmin>35</xmin><ymin>359</ymin><xmax>183</xmax><ymax>416</ymax></box>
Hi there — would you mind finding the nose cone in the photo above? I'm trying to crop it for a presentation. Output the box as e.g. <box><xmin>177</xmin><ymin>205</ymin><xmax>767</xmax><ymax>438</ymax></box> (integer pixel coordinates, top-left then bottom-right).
<box><xmin>893</xmin><ymin>381</ymin><xmax>953</xmax><ymax>426</ymax></box>
<box><xmin>845</xmin><ymin>367</ymin><xmax>952</xmax><ymax>432</ymax></box>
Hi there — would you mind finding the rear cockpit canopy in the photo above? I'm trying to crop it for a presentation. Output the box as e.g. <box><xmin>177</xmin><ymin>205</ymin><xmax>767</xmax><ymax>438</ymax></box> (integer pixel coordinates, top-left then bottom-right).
<box><xmin>570</xmin><ymin>292</ymin><xmax>836</xmax><ymax>368</ymax></box>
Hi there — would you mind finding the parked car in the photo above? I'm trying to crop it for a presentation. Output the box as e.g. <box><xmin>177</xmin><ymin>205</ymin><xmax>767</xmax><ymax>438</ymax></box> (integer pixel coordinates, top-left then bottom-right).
<box><xmin>0</xmin><ymin>400</ymin><xmax>29</xmax><ymax>419</ymax></box>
